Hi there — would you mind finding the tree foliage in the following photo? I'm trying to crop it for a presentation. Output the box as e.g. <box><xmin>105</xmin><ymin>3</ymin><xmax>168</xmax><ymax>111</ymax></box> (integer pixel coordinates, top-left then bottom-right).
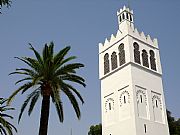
<box><xmin>167</xmin><ymin>110</ymin><xmax>180</xmax><ymax>135</ymax></box>
<box><xmin>88</xmin><ymin>124</ymin><xmax>102</xmax><ymax>135</ymax></box>
<box><xmin>0</xmin><ymin>98</ymin><xmax>17</xmax><ymax>135</ymax></box>
<box><xmin>0</xmin><ymin>0</ymin><xmax>11</xmax><ymax>13</ymax></box>
<box><xmin>8</xmin><ymin>42</ymin><xmax>86</xmax><ymax>135</ymax></box>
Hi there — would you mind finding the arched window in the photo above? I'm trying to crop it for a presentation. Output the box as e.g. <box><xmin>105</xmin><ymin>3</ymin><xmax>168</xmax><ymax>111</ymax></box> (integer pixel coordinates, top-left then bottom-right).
<box><xmin>130</xmin><ymin>14</ymin><xmax>132</xmax><ymax>21</ymax></box>
<box><xmin>124</xmin><ymin>96</ymin><xmax>126</xmax><ymax>104</ymax></box>
<box><xmin>111</xmin><ymin>52</ymin><xmax>118</xmax><ymax>70</ymax></box>
<box><xmin>109</xmin><ymin>103</ymin><xmax>111</xmax><ymax>110</ymax></box>
<box><xmin>119</xmin><ymin>15</ymin><xmax>122</xmax><ymax>22</ymax></box>
<box><xmin>122</xmin><ymin>13</ymin><xmax>125</xmax><ymax>20</ymax></box>
<box><xmin>150</xmin><ymin>50</ymin><xmax>157</xmax><ymax>71</ymax></box>
<box><xmin>126</xmin><ymin>12</ymin><xmax>129</xmax><ymax>19</ymax></box>
<box><xmin>104</xmin><ymin>53</ymin><xmax>110</xmax><ymax>75</ymax></box>
<box><xmin>118</xmin><ymin>43</ymin><xmax>126</xmax><ymax>66</ymax></box>
<box><xmin>142</xmin><ymin>49</ymin><xmax>149</xmax><ymax>68</ymax></box>
<box><xmin>133</xmin><ymin>42</ymin><xmax>141</xmax><ymax>64</ymax></box>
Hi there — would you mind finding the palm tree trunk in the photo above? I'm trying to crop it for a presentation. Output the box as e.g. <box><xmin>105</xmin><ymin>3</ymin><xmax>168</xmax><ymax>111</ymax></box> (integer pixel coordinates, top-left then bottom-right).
<box><xmin>39</xmin><ymin>95</ymin><xmax>50</xmax><ymax>135</ymax></box>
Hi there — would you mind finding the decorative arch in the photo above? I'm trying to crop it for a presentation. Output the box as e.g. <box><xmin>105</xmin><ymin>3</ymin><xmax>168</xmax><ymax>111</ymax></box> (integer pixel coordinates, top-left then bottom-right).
<box><xmin>104</xmin><ymin>53</ymin><xmax>110</xmax><ymax>75</ymax></box>
<box><xmin>133</xmin><ymin>42</ymin><xmax>141</xmax><ymax>64</ymax></box>
<box><xmin>152</xmin><ymin>95</ymin><xmax>162</xmax><ymax>109</ymax></box>
<box><xmin>142</xmin><ymin>49</ymin><xmax>149</xmax><ymax>68</ymax></box>
<box><xmin>151</xmin><ymin>92</ymin><xmax>163</xmax><ymax>123</ymax></box>
<box><xmin>118</xmin><ymin>43</ymin><xmax>126</xmax><ymax>66</ymax></box>
<box><xmin>111</xmin><ymin>52</ymin><xmax>117</xmax><ymax>70</ymax></box>
<box><xmin>136</xmin><ymin>90</ymin><xmax>147</xmax><ymax>105</ymax></box>
<box><xmin>105</xmin><ymin>98</ymin><xmax>114</xmax><ymax>112</ymax></box>
<box><xmin>119</xmin><ymin>90</ymin><xmax>130</xmax><ymax>107</ymax></box>
<box><xmin>136</xmin><ymin>89</ymin><xmax>148</xmax><ymax>119</ymax></box>
<box><xmin>150</xmin><ymin>50</ymin><xmax>157</xmax><ymax>71</ymax></box>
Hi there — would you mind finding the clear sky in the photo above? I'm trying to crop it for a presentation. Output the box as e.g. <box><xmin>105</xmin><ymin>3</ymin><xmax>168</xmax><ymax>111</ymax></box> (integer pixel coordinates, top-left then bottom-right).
<box><xmin>1</xmin><ymin>0</ymin><xmax>180</xmax><ymax>135</ymax></box>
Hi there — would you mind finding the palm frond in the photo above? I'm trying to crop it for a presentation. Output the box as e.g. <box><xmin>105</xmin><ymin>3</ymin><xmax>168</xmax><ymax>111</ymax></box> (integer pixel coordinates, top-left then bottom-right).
<box><xmin>0</xmin><ymin>125</ymin><xmax>7</xmax><ymax>135</ymax></box>
<box><xmin>64</xmin><ymin>83</ymin><xmax>84</xmax><ymax>104</ymax></box>
<box><xmin>42</xmin><ymin>44</ymin><xmax>49</xmax><ymax>63</ymax></box>
<box><xmin>54</xmin><ymin>46</ymin><xmax>71</xmax><ymax>65</ymax></box>
<box><xmin>59</xmin><ymin>56</ymin><xmax>77</xmax><ymax>66</ymax></box>
<box><xmin>0</xmin><ymin>98</ymin><xmax>17</xmax><ymax>134</ymax></box>
<box><xmin>48</xmin><ymin>42</ymin><xmax>54</xmax><ymax>60</ymax></box>
<box><xmin>18</xmin><ymin>89</ymin><xmax>40</xmax><ymax>123</ymax></box>
<box><xmin>15</xmin><ymin>77</ymin><xmax>32</xmax><ymax>85</ymax></box>
<box><xmin>55</xmin><ymin>63</ymin><xmax>84</xmax><ymax>76</ymax></box>
<box><xmin>28</xmin><ymin>90</ymin><xmax>41</xmax><ymax>116</ymax></box>
<box><xmin>61</xmin><ymin>74</ymin><xmax>86</xmax><ymax>87</ymax></box>
<box><xmin>29</xmin><ymin>43</ymin><xmax>43</xmax><ymax>65</ymax></box>
<box><xmin>0</xmin><ymin>114</ymin><xmax>13</xmax><ymax>119</ymax></box>
<box><xmin>51</xmin><ymin>89</ymin><xmax>64</xmax><ymax>122</ymax></box>
<box><xmin>53</xmin><ymin>56</ymin><xmax>77</xmax><ymax>71</ymax></box>
<box><xmin>7</xmin><ymin>82</ymin><xmax>33</xmax><ymax>105</ymax></box>
<box><xmin>61</xmin><ymin>86</ymin><xmax>81</xmax><ymax>119</ymax></box>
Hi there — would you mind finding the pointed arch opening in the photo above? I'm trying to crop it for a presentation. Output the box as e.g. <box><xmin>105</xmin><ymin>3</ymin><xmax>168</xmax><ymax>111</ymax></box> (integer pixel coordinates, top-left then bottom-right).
<box><xmin>133</xmin><ymin>42</ymin><xmax>141</xmax><ymax>64</ymax></box>
<box><xmin>142</xmin><ymin>49</ymin><xmax>149</xmax><ymax>68</ymax></box>
<box><xmin>150</xmin><ymin>50</ymin><xmax>157</xmax><ymax>71</ymax></box>
<box><xmin>104</xmin><ymin>53</ymin><xmax>110</xmax><ymax>75</ymax></box>
<box><xmin>118</xmin><ymin>43</ymin><xmax>126</xmax><ymax>66</ymax></box>
<box><xmin>111</xmin><ymin>52</ymin><xmax>118</xmax><ymax>70</ymax></box>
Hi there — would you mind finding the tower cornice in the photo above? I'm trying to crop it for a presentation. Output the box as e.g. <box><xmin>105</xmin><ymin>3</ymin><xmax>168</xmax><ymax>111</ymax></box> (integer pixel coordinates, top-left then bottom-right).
<box><xmin>99</xmin><ymin>62</ymin><xmax>162</xmax><ymax>80</ymax></box>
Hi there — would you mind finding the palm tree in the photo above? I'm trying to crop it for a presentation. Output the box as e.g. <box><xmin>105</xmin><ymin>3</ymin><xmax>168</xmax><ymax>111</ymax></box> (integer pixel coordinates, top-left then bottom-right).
<box><xmin>8</xmin><ymin>42</ymin><xmax>86</xmax><ymax>135</ymax></box>
<box><xmin>0</xmin><ymin>98</ymin><xmax>17</xmax><ymax>135</ymax></box>
<box><xmin>0</xmin><ymin>0</ymin><xmax>11</xmax><ymax>13</ymax></box>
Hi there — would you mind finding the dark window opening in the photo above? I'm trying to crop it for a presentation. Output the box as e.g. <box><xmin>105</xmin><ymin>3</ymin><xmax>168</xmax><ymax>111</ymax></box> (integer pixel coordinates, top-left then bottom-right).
<box><xmin>118</xmin><ymin>43</ymin><xmax>126</xmax><ymax>66</ymax></box>
<box><xmin>126</xmin><ymin>12</ymin><xmax>129</xmax><ymax>19</ymax></box>
<box><xmin>140</xmin><ymin>95</ymin><xmax>143</xmax><ymax>103</ymax></box>
<box><xmin>156</xmin><ymin>100</ymin><xmax>158</xmax><ymax>108</ymax></box>
<box><xmin>133</xmin><ymin>42</ymin><xmax>141</xmax><ymax>64</ymax></box>
<box><xmin>109</xmin><ymin>103</ymin><xmax>111</xmax><ymax>110</ymax></box>
<box><xmin>111</xmin><ymin>52</ymin><xmax>118</xmax><ymax>70</ymax></box>
<box><xmin>150</xmin><ymin>50</ymin><xmax>157</xmax><ymax>71</ymax></box>
<box><xmin>104</xmin><ymin>53</ymin><xmax>110</xmax><ymax>75</ymax></box>
<box><xmin>144</xmin><ymin>124</ymin><xmax>147</xmax><ymax>133</ymax></box>
<box><xmin>122</xmin><ymin>13</ymin><xmax>125</xmax><ymax>20</ymax></box>
<box><xmin>142</xmin><ymin>49</ymin><xmax>149</xmax><ymax>68</ymax></box>
<box><xmin>119</xmin><ymin>15</ymin><xmax>122</xmax><ymax>22</ymax></box>
<box><xmin>130</xmin><ymin>15</ymin><xmax>132</xmax><ymax>21</ymax></box>
<box><xmin>124</xmin><ymin>96</ymin><xmax>126</xmax><ymax>104</ymax></box>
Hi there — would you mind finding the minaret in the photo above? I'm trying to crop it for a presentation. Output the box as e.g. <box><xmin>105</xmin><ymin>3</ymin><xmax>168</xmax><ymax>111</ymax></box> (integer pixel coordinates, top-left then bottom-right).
<box><xmin>99</xmin><ymin>6</ymin><xmax>170</xmax><ymax>135</ymax></box>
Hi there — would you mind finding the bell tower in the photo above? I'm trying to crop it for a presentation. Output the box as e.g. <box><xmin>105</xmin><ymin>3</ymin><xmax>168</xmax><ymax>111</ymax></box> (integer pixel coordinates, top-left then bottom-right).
<box><xmin>99</xmin><ymin>6</ymin><xmax>170</xmax><ymax>135</ymax></box>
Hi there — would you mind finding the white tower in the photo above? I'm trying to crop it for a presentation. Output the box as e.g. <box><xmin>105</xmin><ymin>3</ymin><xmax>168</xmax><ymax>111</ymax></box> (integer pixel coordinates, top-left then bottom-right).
<box><xmin>99</xmin><ymin>6</ymin><xmax>170</xmax><ymax>135</ymax></box>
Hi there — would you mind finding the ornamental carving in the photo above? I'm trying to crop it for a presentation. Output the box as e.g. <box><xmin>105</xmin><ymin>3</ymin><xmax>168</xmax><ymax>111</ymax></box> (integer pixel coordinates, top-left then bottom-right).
<box><xmin>119</xmin><ymin>90</ymin><xmax>130</xmax><ymax>107</ymax></box>
<box><xmin>152</xmin><ymin>94</ymin><xmax>162</xmax><ymax>109</ymax></box>
<box><xmin>136</xmin><ymin>89</ymin><xmax>147</xmax><ymax>105</ymax></box>
<box><xmin>105</xmin><ymin>98</ymin><xmax>114</xmax><ymax>112</ymax></box>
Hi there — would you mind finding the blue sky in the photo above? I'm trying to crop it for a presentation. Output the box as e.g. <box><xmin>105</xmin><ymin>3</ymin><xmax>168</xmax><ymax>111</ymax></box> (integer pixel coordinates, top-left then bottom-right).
<box><xmin>1</xmin><ymin>0</ymin><xmax>180</xmax><ymax>135</ymax></box>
